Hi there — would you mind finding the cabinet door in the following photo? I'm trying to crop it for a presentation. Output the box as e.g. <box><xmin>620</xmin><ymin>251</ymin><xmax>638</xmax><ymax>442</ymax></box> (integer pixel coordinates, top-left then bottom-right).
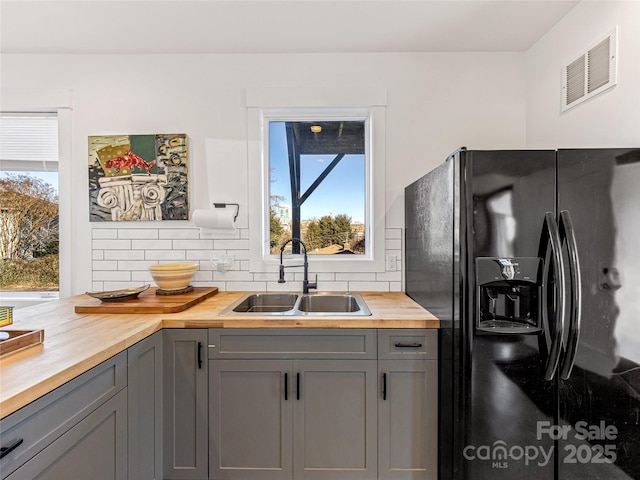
<box><xmin>7</xmin><ymin>389</ymin><xmax>127</xmax><ymax>480</ymax></box>
<box><xmin>209</xmin><ymin>359</ymin><xmax>292</xmax><ymax>480</ymax></box>
<box><xmin>128</xmin><ymin>332</ymin><xmax>163</xmax><ymax>480</ymax></box>
<box><xmin>293</xmin><ymin>360</ymin><xmax>377</xmax><ymax>480</ymax></box>
<box><xmin>163</xmin><ymin>329</ymin><xmax>208</xmax><ymax>480</ymax></box>
<box><xmin>378</xmin><ymin>360</ymin><xmax>438</xmax><ymax>480</ymax></box>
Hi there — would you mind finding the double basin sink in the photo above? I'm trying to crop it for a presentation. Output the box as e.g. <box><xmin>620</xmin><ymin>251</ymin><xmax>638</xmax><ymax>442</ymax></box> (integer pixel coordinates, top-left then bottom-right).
<box><xmin>219</xmin><ymin>292</ymin><xmax>371</xmax><ymax>316</ymax></box>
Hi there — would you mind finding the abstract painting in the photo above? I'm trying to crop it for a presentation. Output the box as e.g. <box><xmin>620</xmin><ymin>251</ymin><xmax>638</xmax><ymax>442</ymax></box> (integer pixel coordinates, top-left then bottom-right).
<box><xmin>88</xmin><ymin>134</ymin><xmax>189</xmax><ymax>221</ymax></box>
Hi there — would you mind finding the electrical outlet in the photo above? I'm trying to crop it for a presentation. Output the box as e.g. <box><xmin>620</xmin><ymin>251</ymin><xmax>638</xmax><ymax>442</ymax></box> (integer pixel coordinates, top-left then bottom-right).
<box><xmin>385</xmin><ymin>255</ymin><xmax>397</xmax><ymax>271</ymax></box>
<box><xmin>211</xmin><ymin>254</ymin><xmax>235</xmax><ymax>272</ymax></box>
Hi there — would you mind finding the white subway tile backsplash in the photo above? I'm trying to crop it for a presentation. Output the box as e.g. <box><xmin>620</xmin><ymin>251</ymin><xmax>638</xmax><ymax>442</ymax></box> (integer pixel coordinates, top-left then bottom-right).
<box><xmin>92</xmin><ymin>260</ymin><xmax>118</xmax><ymax>270</ymax></box>
<box><xmin>132</xmin><ymin>239</ymin><xmax>173</xmax><ymax>250</ymax></box>
<box><xmin>226</xmin><ymin>281</ymin><xmax>267</xmax><ymax>291</ymax></box>
<box><xmin>174</xmin><ymin>239</ymin><xmax>214</xmax><ymax>250</ymax></box>
<box><xmin>131</xmin><ymin>271</ymin><xmax>154</xmax><ymax>283</ymax></box>
<box><xmin>187</xmin><ymin>250</ymin><xmax>218</xmax><ymax>261</ymax></box>
<box><xmin>376</xmin><ymin>271</ymin><xmax>402</xmax><ymax>282</ymax></box>
<box><xmin>385</xmin><ymin>238</ymin><xmax>402</xmax><ymax>250</ymax></box>
<box><xmin>315</xmin><ymin>281</ymin><xmax>349</xmax><ymax>291</ymax></box>
<box><xmin>118</xmin><ymin>260</ymin><xmax>158</xmax><ymax>271</ymax></box>
<box><xmin>118</xmin><ymin>229</ymin><xmax>159</xmax><ymax>239</ymax></box>
<box><xmin>104</xmin><ymin>250</ymin><xmax>145</xmax><ymax>260</ymax></box>
<box><xmin>214</xmin><ymin>239</ymin><xmax>249</xmax><ymax>250</ymax></box>
<box><xmin>385</xmin><ymin>228</ymin><xmax>402</xmax><ymax>239</ymax></box>
<box><xmin>159</xmin><ymin>229</ymin><xmax>200</xmax><ymax>240</ymax></box>
<box><xmin>103</xmin><ymin>281</ymin><xmax>143</xmax><ymax>291</ymax></box>
<box><xmin>336</xmin><ymin>272</ymin><xmax>377</xmax><ymax>281</ymax></box>
<box><xmin>193</xmin><ymin>270</ymin><xmax>213</xmax><ymax>282</ymax></box>
<box><xmin>93</xmin><ymin>270</ymin><xmax>131</xmax><ymax>281</ymax></box>
<box><xmin>145</xmin><ymin>250</ymin><xmax>186</xmax><ymax>261</ymax></box>
<box><xmin>225</xmin><ymin>249</ymin><xmax>250</xmax><ymax>261</ymax></box>
<box><xmin>293</xmin><ymin>272</ymin><xmax>335</xmax><ymax>282</ymax></box>
<box><xmin>92</xmin><ymin>229</ymin><xmax>118</xmax><ymax>239</ymax></box>
<box><xmin>93</xmin><ymin>239</ymin><xmax>131</xmax><ymax>250</ymax></box>
<box><xmin>91</xmin><ymin>226</ymin><xmax>404</xmax><ymax>293</ymax></box>
<box><xmin>348</xmin><ymin>281</ymin><xmax>390</xmax><ymax>292</ymax></box>
<box><xmin>213</xmin><ymin>271</ymin><xmax>254</xmax><ymax>282</ymax></box>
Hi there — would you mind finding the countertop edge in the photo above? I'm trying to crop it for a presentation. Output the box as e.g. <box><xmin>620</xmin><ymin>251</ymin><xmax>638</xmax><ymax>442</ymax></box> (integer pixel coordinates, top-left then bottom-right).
<box><xmin>0</xmin><ymin>291</ymin><xmax>439</xmax><ymax>419</ymax></box>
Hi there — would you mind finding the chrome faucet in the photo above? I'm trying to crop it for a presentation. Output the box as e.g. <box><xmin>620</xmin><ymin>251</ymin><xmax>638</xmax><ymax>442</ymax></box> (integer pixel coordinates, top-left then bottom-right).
<box><xmin>278</xmin><ymin>238</ymin><xmax>317</xmax><ymax>294</ymax></box>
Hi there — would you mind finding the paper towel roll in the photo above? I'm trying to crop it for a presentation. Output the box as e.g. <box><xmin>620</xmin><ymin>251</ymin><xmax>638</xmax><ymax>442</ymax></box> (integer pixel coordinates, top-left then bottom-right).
<box><xmin>193</xmin><ymin>208</ymin><xmax>237</xmax><ymax>235</ymax></box>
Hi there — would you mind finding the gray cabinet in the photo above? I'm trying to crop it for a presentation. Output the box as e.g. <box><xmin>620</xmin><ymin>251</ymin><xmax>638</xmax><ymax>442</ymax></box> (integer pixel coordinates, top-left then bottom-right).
<box><xmin>294</xmin><ymin>360</ymin><xmax>377</xmax><ymax>480</ymax></box>
<box><xmin>128</xmin><ymin>332</ymin><xmax>163</xmax><ymax>480</ymax></box>
<box><xmin>208</xmin><ymin>329</ymin><xmax>378</xmax><ymax>480</ymax></box>
<box><xmin>0</xmin><ymin>352</ymin><xmax>127</xmax><ymax>479</ymax></box>
<box><xmin>377</xmin><ymin>330</ymin><xmax>438</xmax><ymax>480</ymax></box>
<box><xmin>163</xmin><ymin>329</ymin><xmax>208</xmax><ymax>480</ymax></box>
<box><xmin>6</xmin><ymin>389</ymin><xmax>128</xmax><ymax>480</ymax></box>
<box><xmin>209</xmin><ymin>359</ymin><xmax>292</xmax><ymax>480</ymax></box>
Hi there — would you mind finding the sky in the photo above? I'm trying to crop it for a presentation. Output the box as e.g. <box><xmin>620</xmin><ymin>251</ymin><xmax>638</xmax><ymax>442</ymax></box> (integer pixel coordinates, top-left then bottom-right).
<box><xmin>269</xmin><ymin>122</ymin><xmax>365</xmax><ymax>223</ymax></box>
<box><xmin>0</xmin><ymin>171</ymin><xmax>59</xmax><ymax>195</ymax></box>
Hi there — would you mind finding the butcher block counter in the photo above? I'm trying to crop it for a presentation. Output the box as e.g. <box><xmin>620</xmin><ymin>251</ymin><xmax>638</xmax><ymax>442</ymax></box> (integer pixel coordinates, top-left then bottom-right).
<box><xmin>0</xmin><ymin>291</ymin><xmax>438</xmax><ymax>419</ymax></box>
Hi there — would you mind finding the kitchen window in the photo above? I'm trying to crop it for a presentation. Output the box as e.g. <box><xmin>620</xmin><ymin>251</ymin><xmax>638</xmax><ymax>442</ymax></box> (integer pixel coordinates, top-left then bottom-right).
<box><xmin>0</xmin><ymin>112</ymin><xmax>60</xmax><ymax>306</ymax></box>
<box><xmin>268</xmin><ymin>117</ymin><xmax>367</xmax><ymax>256</ymax></box>
<box><xmin>247</xmin><ymin>87</ymin><xmax>387</xmax><ymax>273</ymax></box>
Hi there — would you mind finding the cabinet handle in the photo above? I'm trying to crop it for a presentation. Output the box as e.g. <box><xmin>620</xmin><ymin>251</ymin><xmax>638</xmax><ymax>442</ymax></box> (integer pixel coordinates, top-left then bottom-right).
<box><xmin>285</xmin><ymin>373</ymin><xmax>289</xmax><ymax>401</ymax></box>
<box><xmin>197</xmin><ymin>342</ymin><xmax>203</xmax><ymax>369</ymax></box>
<box><xmin>296</xmin><ymin>373</ymin><xmax>301</xmax><ymax>400</ymax></box>
<box><xmin>0</xmin><ymin>438</ymin><xmax>23</xmax><ymax>459</ymax></box>
<box><xmin>394</xmin><ymin>342</ymin><xmax>423</xmax><ymax>348</ymax></box>
<box><xmin>382</xmin><ymin>372</ymin><xmax>387</xmax><ymax>400</ymax></box>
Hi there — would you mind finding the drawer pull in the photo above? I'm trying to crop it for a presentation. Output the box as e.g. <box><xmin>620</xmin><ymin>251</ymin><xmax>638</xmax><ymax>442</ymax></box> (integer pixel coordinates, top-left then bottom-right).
<box><xmin>197</xmin><ymin>342</ymin><xmax>203</xmax><ymax>369</ymax></box>
<box><xmin>394</xmin><ymin>342</ymin><xmax>423</xmax><ymax>348</ymax></box>
<box><xmin>0</xmin><ymin>438</ymin><xmax>24</xmax><ymax>459</ymax></box>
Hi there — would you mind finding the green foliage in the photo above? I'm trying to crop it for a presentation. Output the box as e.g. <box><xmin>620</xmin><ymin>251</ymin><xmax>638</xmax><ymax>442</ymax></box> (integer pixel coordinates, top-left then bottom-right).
<box><xmin>269</xmin><ymin>208</ymin><xmax>285</xmax><ymax>249</ymax></box>
<box><xmin>0</xmin><ymin>255</ymin><xmax>59</xmax><ymax>291</ymax></box>
<box><xmin>304</xmin><ymin>214</ymin><xmax>354</xmax><ymax>251</ymax></box>
<box><xmin>0</xmin><ymin>174</ymin><xmax>59</xmax><ymax>261</ymax></box>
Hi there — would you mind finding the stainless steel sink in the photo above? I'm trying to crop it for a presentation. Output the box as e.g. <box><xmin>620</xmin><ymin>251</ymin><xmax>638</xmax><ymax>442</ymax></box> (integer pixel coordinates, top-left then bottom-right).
<box><xmin>228</xmin><ymin>292</ymin><xmax>299</xmax><ymax>313</ymax></box>
<box><xmin>219</xmin><ymin>292</ymin><xmax>371</xmax><ymax>316</ymax></box>
<box><xmin>297</xmin><ymin>294</ymin><xmax>363</xmax><ymax>313</ymax></box>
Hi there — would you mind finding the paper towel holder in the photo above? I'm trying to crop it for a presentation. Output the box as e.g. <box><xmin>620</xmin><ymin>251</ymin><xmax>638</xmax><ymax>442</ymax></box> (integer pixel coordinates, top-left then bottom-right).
<box><xmin>213</xmin><ymin>203</ymin><xmax>239</xmax><ymax>222</ymax></box>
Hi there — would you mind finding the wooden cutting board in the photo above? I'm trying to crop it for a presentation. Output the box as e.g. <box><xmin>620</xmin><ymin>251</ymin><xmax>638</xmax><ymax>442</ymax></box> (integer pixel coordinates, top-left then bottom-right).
<box><xmin>75</xmin><ymin>287</ymin><xmax>218</xmax><ymax>314</ymax></box>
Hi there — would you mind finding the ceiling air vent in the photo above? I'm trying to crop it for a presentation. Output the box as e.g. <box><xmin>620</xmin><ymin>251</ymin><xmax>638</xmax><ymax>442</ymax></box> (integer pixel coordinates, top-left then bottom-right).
<box><xmin>561</xmin><ymin>27</ymin><xmax>618</xmax><ymax>112</ymax></box>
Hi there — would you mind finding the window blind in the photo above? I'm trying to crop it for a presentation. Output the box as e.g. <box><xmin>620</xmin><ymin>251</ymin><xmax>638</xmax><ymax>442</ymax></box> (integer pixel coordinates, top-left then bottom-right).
<box><xmin>0</xmin><ymin>113</ymin><xmax>59</xmax><ymax>171</ymax></box>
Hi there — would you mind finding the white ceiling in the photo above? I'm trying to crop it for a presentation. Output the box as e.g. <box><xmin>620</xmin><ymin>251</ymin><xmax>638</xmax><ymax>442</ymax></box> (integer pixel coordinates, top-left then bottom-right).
<box><xmin>0</xmin><ymin>0</ymin><xmax>579</xmax><ymax>54</ymax></box>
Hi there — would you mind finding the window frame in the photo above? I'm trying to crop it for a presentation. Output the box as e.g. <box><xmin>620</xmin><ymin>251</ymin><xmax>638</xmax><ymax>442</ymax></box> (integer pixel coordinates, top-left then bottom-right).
<box><xmin>247</xmin><ymin>88</ymin><xmax>387</xmax><ymax>274</ymax></box>
<box><xmin>0</xmin><ymin>111</ymin><xmax>64</xmax><ymax>302</ymax></box>
<box><xmin>265</xmin><ymin>109</ymin><xmax>371</xmax><ymax>258</ymax></box>
<box><xmin>0</xmin><ymin>88</ymin><xmax>72</xmax><ymax>299</ymax></box>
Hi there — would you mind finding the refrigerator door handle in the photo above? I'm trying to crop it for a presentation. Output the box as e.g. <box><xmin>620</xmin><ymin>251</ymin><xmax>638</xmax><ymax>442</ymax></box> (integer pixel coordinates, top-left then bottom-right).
<box><xmin>559</xmin><ymin>210</ymin><xmax>582</xmax><ymax>380</ymax></box>
<box><xmin>539</xmin><ymin>212</ymin><xmax>567</xmax><ymax>381</ymax></box>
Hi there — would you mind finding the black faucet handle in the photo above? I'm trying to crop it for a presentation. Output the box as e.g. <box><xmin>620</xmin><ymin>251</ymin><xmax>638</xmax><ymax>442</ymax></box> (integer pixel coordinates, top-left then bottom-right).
<box><xmin>308</xmin><ymin>274</ymin><xmax>318</xmax><ymax>291</ymax></box>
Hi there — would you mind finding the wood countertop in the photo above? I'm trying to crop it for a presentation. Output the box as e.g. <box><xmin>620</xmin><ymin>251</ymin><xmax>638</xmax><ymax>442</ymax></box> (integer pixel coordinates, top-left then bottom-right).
<box><xmin>0</xmin><ymin>291</ymin><xmax>438</xmax><ymax>419</ymax></box>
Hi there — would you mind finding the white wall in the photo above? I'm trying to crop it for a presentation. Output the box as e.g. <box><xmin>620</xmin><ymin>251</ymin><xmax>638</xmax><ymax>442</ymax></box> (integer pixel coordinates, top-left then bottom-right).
<box><xmin>1</xmin><ymin>53</ymin><xmax>526</xmax><ymax>295</ymax></box>
<box><xmin>525</xmin><ymin>1</ymin><xmax>640</xmax><ymax>147</ymax></box>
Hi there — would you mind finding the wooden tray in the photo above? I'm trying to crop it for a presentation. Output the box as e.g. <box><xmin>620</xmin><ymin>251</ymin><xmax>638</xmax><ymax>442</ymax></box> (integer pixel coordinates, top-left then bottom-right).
<box><xmin>0</xmin><ymin>329</ymin><xmax>45</xmax><ymax>358</ymax></box>
<box><xmin>75</xmin><ymin>287</ymin><xmax>218</xmax><ymax>314</ymax></box>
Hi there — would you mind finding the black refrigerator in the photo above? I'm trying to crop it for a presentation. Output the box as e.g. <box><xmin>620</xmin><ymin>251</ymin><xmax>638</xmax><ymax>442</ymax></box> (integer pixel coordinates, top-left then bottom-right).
<box><xmin>405</xmin><ymin>148</ymin><xmax>640</xmax><ymax>480</ymax></box>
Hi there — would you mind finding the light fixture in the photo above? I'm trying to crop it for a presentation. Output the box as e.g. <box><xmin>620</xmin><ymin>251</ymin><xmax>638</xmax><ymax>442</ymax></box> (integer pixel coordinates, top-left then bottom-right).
<box><xmin>310</xmin><ymin>125</ymin><xmax>322</xmax><ymax>133</ymax></box>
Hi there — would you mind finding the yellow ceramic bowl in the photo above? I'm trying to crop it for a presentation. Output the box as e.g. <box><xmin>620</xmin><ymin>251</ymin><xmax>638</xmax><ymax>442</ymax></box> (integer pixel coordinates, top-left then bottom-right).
<box><xmin>149</xmin><ymin>263</ymin><xmax>197</xmax><ymax>290</ymax></box>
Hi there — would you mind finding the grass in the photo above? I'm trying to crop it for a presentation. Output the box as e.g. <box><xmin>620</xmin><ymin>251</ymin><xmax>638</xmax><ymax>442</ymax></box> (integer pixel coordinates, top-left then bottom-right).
<box><xmin>0</xmin><ymin>255</ymin><xmax>59</xmax><ymax>291</ymax></box>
